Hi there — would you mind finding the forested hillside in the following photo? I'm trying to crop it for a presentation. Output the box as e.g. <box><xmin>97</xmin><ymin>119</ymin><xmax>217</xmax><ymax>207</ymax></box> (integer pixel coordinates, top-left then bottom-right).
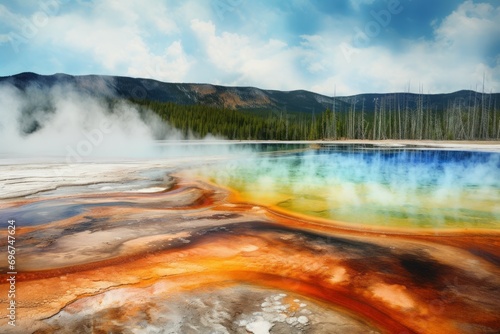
<box><xmin>135</xmin><ymin>95</ymin><xmax>500</xmax><ymax>140</ymax></box>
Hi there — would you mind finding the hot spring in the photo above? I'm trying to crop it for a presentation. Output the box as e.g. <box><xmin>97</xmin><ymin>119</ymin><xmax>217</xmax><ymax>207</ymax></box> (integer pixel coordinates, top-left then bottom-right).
<box><xmin>196</xmin><ymin>144</ymin><xmax>500</xmax><ymax>230</ymax></box>
<box><xmin>2</xmin><ymin>142</ymin><xmax>499</xmax><ymax>333</ymax></box>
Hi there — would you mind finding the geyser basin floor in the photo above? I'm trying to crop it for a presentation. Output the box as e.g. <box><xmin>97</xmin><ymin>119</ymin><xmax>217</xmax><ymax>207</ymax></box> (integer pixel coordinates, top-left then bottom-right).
<box><xmin>0</xmin><ymin>143</ymin><xmax>499</xmax><ymax>334</ymax></box>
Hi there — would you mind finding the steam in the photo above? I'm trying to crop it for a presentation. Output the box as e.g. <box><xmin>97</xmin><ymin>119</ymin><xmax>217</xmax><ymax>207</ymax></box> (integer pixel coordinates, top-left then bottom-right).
<box><xmin>0</xmin><ymin>82</ymin><xmax>203</xmax><ymax>161</ymax></box>
<box><xmin>202</xmin><ymin>148</ymin><xmax>500</xmax><ymax>229</ymax></box>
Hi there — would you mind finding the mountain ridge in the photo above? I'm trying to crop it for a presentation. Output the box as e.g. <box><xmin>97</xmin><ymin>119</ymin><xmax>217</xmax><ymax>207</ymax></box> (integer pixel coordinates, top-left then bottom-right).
<box><xmin>1</xmin><ymin>72</ymin><xmax>498</xmax><ymax>114</ymax></box>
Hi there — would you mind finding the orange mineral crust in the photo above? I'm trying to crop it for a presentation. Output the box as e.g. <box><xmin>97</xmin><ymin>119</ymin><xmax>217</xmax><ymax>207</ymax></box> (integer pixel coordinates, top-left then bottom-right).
<box><xmin>0</xmin><ymin>175</ymin><xmax>499</xmax><ymax>334</ymax></box>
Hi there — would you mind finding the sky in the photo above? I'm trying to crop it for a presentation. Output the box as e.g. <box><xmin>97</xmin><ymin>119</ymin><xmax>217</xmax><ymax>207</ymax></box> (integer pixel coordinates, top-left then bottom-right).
<box><xmin>0</xmin><ymin>0</ymin><xmax>499</xmax><ymax>95</ymax></box>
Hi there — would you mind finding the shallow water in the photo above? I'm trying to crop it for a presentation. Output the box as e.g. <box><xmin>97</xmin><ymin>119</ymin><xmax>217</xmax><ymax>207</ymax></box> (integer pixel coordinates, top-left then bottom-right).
<box><xmin>0</xmin><ymin>200</ymin><xmax>137</xmax><ymax>226</ymax></box>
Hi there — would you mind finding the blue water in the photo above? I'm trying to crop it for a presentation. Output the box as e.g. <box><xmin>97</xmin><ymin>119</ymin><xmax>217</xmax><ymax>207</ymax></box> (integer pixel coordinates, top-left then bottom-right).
<box><xmin>206</xmin><ymin>146</ymin><xmax>500</xmax><ymax>229</ymax></box>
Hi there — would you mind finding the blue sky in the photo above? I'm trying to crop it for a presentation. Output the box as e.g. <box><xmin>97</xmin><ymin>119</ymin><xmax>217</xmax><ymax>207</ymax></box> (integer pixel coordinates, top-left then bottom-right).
<box><xmin>0</xmin><ymin>0</ymin><xmax>499</xmax><ymax>95</ymax></box>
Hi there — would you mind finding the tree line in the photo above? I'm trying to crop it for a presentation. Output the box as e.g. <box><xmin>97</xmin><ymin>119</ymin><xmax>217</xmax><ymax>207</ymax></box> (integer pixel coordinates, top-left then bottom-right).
<box><xmin>133</xmin><ymin>94</ymin><xmax>500</xmax><ymax>141</ymax></box>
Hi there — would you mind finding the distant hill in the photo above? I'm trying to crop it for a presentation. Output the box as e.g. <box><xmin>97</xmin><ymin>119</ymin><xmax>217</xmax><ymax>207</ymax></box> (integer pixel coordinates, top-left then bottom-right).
<box><xmin>1</xmin><ymin>72</ymin><xmax>498</xmax><ymax>114</ymax></box>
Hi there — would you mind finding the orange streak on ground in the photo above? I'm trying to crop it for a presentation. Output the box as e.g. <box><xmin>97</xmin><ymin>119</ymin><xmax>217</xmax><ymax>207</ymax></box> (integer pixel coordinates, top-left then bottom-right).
<box><xmin>0</xmin><ymin>175</ymin><xmax>499</xmax><ymax>333</ymax></box>
<box><xmin>3</xmin><ymin>230</ymin><xmax>490</xmax><ymax>333</ymax></box>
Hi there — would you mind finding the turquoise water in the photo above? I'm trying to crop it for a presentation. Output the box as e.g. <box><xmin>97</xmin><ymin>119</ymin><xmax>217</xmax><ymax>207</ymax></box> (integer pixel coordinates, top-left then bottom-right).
<box><xmin>203</xmin><ymin>146</ymin><xmax>500</xmax><ymax>229</ymax></box>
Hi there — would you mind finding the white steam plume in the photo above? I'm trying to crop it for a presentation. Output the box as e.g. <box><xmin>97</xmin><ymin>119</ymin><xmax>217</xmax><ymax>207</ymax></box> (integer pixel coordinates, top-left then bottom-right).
<box><xmin>0</xmin><ymin>82</ymin><xmax>197</xmax><ymax>160</ymax></box>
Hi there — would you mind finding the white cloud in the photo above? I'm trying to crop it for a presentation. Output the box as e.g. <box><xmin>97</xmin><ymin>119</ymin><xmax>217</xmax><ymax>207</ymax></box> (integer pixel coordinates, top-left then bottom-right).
<box><xmin>53</xmin><ymin>15</ymin><xmax>139</xmax><ymax>70</ymax></box>
<box><xmin>299</xmin><ymin>35</ymin><xmax>330</xmax><ymax>73</ymax></box>
<box><xmin>306</xmin><ymin>0</ymin><xmax>500</xmax><ymax>95</ymax></box>
<box><xmin>190</xmin><ymin>19</ymin><xmax>246</xmax><ymax>72</ymax></box>
<box><xmin>435</xmin><ymin>0</ymin><xmax>500</xmax><ymax>56</ymax></box>
<box><xmin>32</xmin><ymin>0</ymin><xmax>190</xmax><ymax>81</ymax></box>
<box><xmin>90</xmin><ymin>0</ymin><xmax>178</xmax><ymax>35</ymax></box>
<box><xmin>127</xmin><ymin>40</ymin><xmax>191</xmax><ymax>81</ymax></box>
<box><xmin>309</xmin><ymin>40</ymin><xmax>499</xmax><ymax>95</ymax></box>
<box><xmin>190</xmin><ymin>19</ymin><xmax>302</xmax><ymax>90</ymax></box>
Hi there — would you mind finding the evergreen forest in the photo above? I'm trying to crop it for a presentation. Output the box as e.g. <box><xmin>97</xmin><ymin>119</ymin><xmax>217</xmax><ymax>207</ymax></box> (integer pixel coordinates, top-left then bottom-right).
<box><xmin>134</xmin><ymin>94</ymin><xmax>500</xmax><ymax>141</ymax></box>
